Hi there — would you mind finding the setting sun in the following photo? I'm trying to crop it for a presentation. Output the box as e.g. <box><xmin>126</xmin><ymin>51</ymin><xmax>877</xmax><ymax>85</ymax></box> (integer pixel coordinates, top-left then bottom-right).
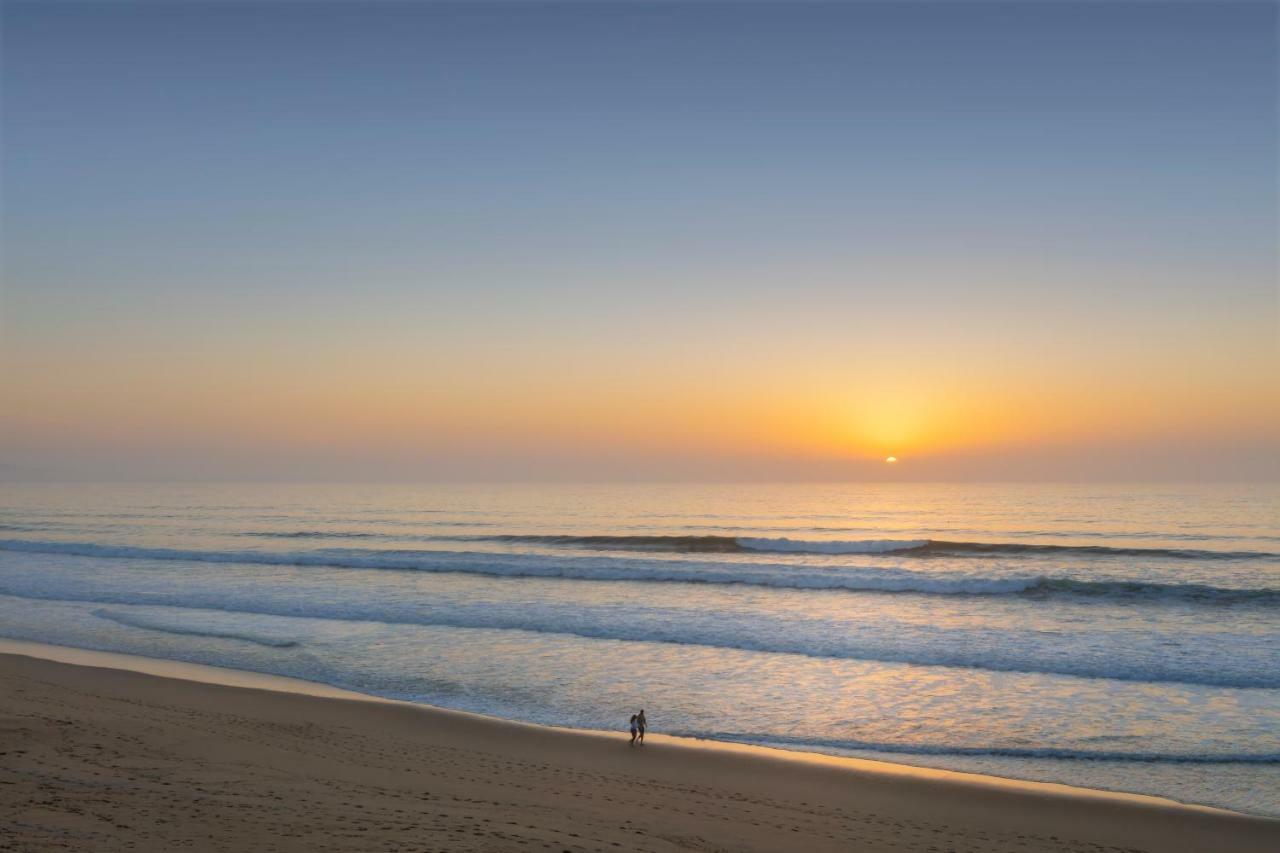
<box><xmin>885</xmin><ymin>456</ymin><xmax>898</xmax><ymax>464</ymax></box>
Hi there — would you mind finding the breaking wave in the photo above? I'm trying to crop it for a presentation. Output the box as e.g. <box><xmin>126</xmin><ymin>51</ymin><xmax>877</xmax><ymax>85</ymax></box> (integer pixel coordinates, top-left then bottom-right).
<box><xmin>0</xmin><ymin>538</ymin><xmax>1276</xmax><ymax>604</ymax></box>
<box><xmin>0</xmin><ymin>594</ymin><xmax>1263</xmax><ymax>688</ymax></box>
<box><xmin>487</xmin><ymin>534</ymin><xmax>1277</xmax><ymax>560</ymax></box>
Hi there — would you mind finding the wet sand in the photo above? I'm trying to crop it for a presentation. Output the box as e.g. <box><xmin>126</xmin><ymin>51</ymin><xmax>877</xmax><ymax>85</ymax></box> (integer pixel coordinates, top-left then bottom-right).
<box><xmin>1</xmin><ymin>641</ymin><xmax>1275</xmax><ymax>853</ymax></box>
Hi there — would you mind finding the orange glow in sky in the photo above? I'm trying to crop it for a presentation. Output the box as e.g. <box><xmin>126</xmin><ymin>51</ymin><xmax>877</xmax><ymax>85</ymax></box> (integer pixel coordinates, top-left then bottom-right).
<box><xmin>1</xmin><ymin>2</ymin><xmax>1276</xmax><ymax>482</ymax></box>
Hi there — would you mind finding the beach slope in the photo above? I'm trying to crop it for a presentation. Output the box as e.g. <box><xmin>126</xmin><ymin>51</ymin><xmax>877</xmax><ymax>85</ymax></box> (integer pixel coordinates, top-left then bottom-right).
<box><xmin>1</xmin><ymin>647</ymin><xmax>1274</xmax><ymax>853</ymax></box>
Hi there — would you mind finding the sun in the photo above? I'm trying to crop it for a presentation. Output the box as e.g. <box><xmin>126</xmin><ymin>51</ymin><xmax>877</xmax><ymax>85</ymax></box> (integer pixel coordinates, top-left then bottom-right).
<box><xmin>885</xmin><ymin>456</ymin><xmax>898</xmax><ymax>464</ymax></box>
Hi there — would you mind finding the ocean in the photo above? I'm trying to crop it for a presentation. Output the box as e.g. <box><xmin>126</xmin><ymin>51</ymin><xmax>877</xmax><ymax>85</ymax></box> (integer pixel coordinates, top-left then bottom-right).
<box><xmin>0</xmin><ymin>482</ymin><xmax>1276</xmax><ymax>815</ymax></box>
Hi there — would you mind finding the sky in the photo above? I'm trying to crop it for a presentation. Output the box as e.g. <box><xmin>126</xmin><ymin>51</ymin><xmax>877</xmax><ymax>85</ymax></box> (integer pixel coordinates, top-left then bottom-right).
<box><xmin>1</xmin><ymin>0</ymin><xmax>1277</xmax><ymax>481</ymax></box>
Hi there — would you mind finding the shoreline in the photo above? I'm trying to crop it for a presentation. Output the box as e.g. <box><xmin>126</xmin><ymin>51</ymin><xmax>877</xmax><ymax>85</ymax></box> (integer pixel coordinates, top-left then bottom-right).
<box><xmin>0</xmin><ymin>638</ymin><xmax>1262</xmax><ymax>813</ymax></box>
<box><xmin>0</xmin><ymin>638</ymin><xmax>1246</xmax><ymax>813</ymax></box>
<box><xmin>3</xmin><ymin>638</ymin><xmax>1276</xmax><ymax>852</ymax></box>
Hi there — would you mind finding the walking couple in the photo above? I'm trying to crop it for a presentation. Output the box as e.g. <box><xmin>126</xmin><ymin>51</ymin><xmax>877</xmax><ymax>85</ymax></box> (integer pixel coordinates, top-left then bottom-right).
<box><xmin>628</xmin><ymin>709</ymin><xmax>647</xmax><ymax>746</ymax></box>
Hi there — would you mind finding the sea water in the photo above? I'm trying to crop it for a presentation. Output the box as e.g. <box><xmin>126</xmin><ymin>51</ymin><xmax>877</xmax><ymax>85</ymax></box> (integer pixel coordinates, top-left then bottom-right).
<box><xmin>0</xmin><ymin>482</ymin><xmax>1275</xmax><ymax>815</ymax></box>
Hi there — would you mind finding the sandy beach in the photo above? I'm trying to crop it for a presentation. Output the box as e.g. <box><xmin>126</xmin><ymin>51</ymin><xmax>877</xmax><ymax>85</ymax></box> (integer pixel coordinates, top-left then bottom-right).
<box><xmin>1</xmin><ymin>642</ymin><xmax>1274</xmax><ymax>853</ymax></box>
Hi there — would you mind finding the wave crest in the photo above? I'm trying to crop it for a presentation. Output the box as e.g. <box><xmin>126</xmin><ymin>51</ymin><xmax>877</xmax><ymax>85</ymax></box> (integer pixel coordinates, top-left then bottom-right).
<box><xmin>0</xmin><ymin>595</ymin><xmax>1257</xmax><ymax>688</ymax></box>
<box><xmin>493</xmin><ymin>533</ymin><xmax>1276</xmax><ymax>560</ymax></box>
<box><xmin>1</xmin><ymin>538</ymin><xmax>1275</xmax><ymax>604</ymax></box>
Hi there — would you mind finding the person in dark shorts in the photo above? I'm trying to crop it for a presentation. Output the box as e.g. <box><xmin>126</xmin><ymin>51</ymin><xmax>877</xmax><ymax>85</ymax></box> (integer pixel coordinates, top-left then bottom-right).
<box><xmin>636</xmin><ymin>709</ymin><xmax>646</xmax><ymax>745</ymax></box>
<box><xmin>629</xmin><ymin>714</ymin><xmax>638</xmax><ymax>746</ymax></box>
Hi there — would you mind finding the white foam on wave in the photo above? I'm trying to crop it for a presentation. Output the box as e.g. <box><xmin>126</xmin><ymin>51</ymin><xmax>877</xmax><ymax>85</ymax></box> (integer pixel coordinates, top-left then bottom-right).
<box><xmin>736</xmin><ymin>537</ymin><xmax>930</xmax><ymax>554</ymax></box>
<box><xmin>0</xmin><ymin>538</ymin><xmax>1274</xmax><ymax>602</ymax></box>
<box><xmin>0</xmin><ymin>583</ymin><xmax>1271</xmax><ymax>688</ymax></box>
<box><xmin>0</xmin><ymin>537</ymin><xmax>1042</xmax><ymax>594</ymax></box>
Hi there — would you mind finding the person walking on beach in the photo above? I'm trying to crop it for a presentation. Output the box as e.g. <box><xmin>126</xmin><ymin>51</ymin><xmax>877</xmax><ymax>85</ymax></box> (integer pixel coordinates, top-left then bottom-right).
<box><xmin>629</xmin><ymin>714</ymin><xmax>638</xmax><ymax>746</ymax></box>
<box><xmin>636</xmin><ymin>709</ymin><xmax>647</xmax><ymax>745</ymax></box>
